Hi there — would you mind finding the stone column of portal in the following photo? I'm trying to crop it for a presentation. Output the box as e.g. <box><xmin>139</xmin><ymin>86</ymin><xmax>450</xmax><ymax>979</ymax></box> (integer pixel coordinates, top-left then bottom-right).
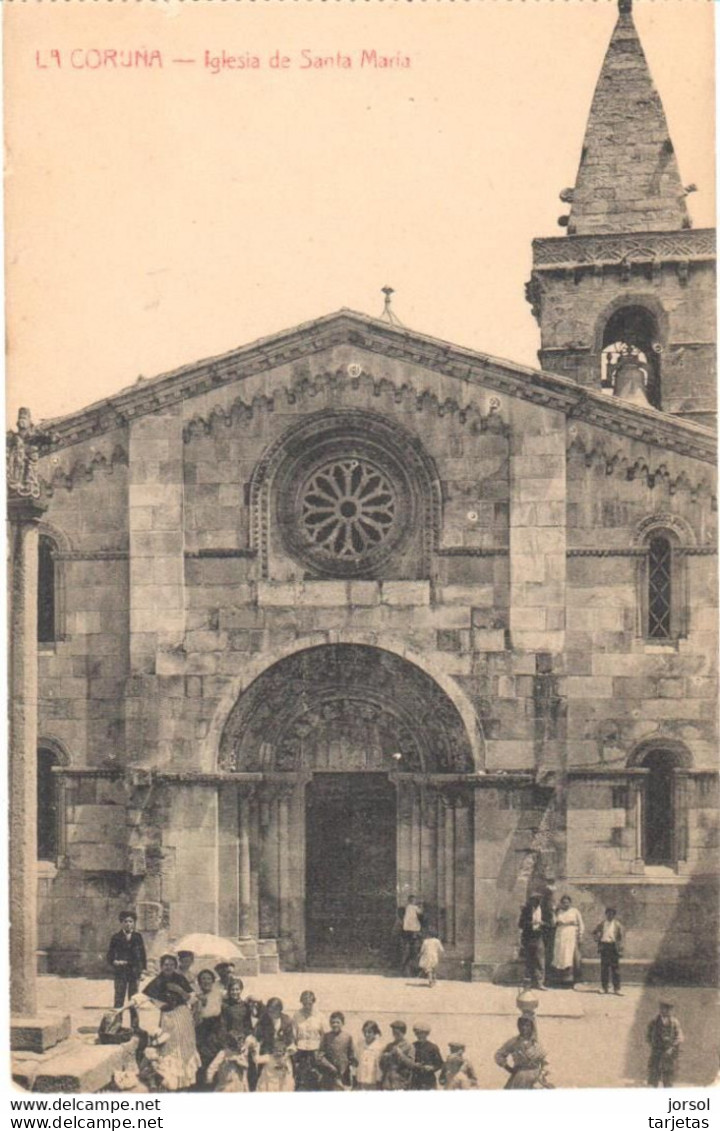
<box><xmin>393</xmin><ymin>778</ymin><xmax>413</xmax><ymax>908</ymax></box>
<box><xmin>436</xmin><ymin>791</ymin><xmax>447</xmax><ymax>942</ymax></box>
<box><xmin>442</xmin><ymin>794</ymin><xmax>456</xmax><ymax>947</ymax></box>
<box><xmin>276</xmin><ymin>781</ymin><xmax>295</xmax><ymax>966</ymax></box>
<box><xmin>238</xmin><ymin>787</ymin><xmax>253</xmax><ymax>940</ymax></box>
<box><xmin>8</xmin><ymin>410</ymin><xmax>70</xmax><ymax>1052</ymax></box>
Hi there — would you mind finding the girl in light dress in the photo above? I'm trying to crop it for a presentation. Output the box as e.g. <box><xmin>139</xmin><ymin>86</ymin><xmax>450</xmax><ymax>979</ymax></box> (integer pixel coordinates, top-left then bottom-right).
<box><xmin>206</xmin><ymin>1032</ymin><xmax>259</xmax><ymax>1093</ymax></box>
<box><xmin>355</xmin><ymin>1021</ymin><xmax>383</xmax><ymax>1090</ymax></box>
<box><xmin>417</xmin><ymin>933</ymin><xmax>445</xmax><ymax>987</ymax></box>
<box><xmin>256</xmin><ymin>1038</ymin><xmax>296</xmax><ymax>1093</ymax></box>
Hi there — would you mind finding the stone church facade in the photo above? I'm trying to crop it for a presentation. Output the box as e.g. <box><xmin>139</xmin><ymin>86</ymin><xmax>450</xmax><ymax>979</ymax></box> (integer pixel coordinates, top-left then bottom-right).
<box><xmin>32</xmin><ymin>2</ymin><xmax>718</xmax><ymax>982</ymax></box>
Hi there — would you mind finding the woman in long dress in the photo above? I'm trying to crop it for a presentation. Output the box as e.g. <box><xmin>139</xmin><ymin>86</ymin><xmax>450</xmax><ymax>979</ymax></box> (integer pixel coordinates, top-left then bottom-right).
<box><xmin>494</xmin><ymin>1016</ymin><xmax>550</xmax><ymax>1089</ymax></box>
<box><xmin>141</xmin><ymin>955</ymin><xmax>201</xmax><ymax>1091</ymax></box>
<box><xmin>192</xmin><ymin>969</ymin><xmax>224</xmax><ymax>1085</ymax></box>
<box><xmin>550</xmin><ymin>895</ymin><xmax>584</xmax><ymax>988</ymax></box>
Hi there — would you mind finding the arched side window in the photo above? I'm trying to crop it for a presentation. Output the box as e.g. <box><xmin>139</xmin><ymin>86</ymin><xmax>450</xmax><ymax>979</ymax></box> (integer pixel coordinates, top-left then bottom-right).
<box><xmin>601</xmin><ymin>306</ymin><xmax>662</xmax><ymax>409</ymax></box>
<box><xmin>37</xmin><ymin>745</ymin><xmax>63</xmax><ymax>864</ymax></box>
<box><xmin>37</xmin><ymin>526</ymin><xmax>69</xmax><ymax>646</ymax></box>
<box><xmin>635</xmin><ymin>518</ymin><xmax>692</xmax><ymax>642</ymax></box>
<box><xmin>647</xmin><ymin>535</ymin><xmax>673</xmax><ymax>639</ymax></box>
<box><xmin>38</xmin><ymin>535</ymin><xmax>57</xmax><ymax>644</ymax></box>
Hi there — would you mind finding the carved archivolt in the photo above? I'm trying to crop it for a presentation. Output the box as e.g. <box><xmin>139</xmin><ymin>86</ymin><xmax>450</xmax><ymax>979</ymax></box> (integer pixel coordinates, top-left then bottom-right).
<box><xmin>633</xmin><ymin>512</ymin><xmax>697</xmax><ymax>548</ymax></box>
<box><xmin>218</xmin><ymin>644</ymin><xmax>475</xmax><ymax>774</ymax></box>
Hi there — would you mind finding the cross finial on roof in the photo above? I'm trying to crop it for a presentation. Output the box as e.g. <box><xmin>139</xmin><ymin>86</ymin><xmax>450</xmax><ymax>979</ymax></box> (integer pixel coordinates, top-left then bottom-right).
<box><xmin>379</xmin><ymin>285</ymin><xmax>405</xmax><ymax>327</ymax></box>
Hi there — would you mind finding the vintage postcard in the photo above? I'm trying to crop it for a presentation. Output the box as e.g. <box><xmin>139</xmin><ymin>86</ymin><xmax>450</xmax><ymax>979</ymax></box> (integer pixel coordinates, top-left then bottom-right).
<box><xmin>3</xmin><ymin>0</ymin><xmax>718</xmax><ymax>1106</ymax></box>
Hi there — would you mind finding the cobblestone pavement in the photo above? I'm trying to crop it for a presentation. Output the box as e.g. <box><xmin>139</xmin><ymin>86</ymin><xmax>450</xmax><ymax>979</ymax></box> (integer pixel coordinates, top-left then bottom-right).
<box><xmin>38</xmin><ymin>973</ymin><xmax>719</xmax><ymax>1090</ymax></box>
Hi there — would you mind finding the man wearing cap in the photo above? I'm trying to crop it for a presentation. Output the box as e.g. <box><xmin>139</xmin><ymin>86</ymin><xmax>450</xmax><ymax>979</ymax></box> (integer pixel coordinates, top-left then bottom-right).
<box><xmin>379</xmin><ymin>1021</ymin><xmax>415</xmax><ymax>1090</ymax></box>
<box><xmin>647</xmin><ymin>1001</ymin><xmax>683</xmax><ymax>1087</ymax></box>
<box><xmin>440</xmin><ymin>1041</ymin><xmax>478</xmax><ymax>1090</ymax></box>
<box><xmin>106</xmin><ymin>911</ymin><xmax>147</xmax><ymax>1010</ymax></box>
<box><xmin>214</xmin><ymin>962</ymin><xmax>236</xmax><ymax>990</ymax></box>
<box><xmin>410</xmin><ymin>1023</ymin><xmax>443</xmax><ymax>1090</ymax></box>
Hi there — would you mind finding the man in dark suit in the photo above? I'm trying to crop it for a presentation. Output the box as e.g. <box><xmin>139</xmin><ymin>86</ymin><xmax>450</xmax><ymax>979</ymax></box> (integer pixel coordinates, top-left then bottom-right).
<box><xmin>107</xmin><ymin>911</ymin><xmax>147</xmax><ymax>1010</ymax></box>
<box><xmin>518</xmin><ymin>893</ymin><xmax>550</xmax><ymax>990</ymax></box>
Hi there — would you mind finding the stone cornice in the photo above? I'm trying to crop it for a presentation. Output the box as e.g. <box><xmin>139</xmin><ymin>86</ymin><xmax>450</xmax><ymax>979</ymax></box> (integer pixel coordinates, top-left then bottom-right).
<box><xmin>185</xmin><ymin>548</ymin><xmax>257</xmax><ymax>560</ymax></box>
<box><xmin>532</xmin><ymin>228</ymin><xmax>716</xmax><ymax>270</ymax></box>
<box><xmin>567</xmin><ymin>548</ymin><xmax>646</xmax><ymax>558</ymax></box>
<box><xmin>38</xmin><ymin>310</ymin><xmax>716</xmax><ymax>465</ymax></box>
<box><xmin>55</xmin><ymin>549</ymin><xmax>128</xmax><ymax>561</ymax></box>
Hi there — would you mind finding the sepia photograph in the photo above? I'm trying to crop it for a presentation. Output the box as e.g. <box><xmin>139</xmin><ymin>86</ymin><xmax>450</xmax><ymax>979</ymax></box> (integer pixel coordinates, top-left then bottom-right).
<box><xmin>3</xmin><ymin>0</ymin><xmax>718</xmax><ymax>1105</ymax></box>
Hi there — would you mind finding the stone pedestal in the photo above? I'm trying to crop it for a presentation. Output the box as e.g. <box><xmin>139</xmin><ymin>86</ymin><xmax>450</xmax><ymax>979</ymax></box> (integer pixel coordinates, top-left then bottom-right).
<box><xmin>257</xmin><ymin>938</ymin><xmax>280</xmax><ymax>974</ymax></box>
<box><xmin>11</xmin><ymin>1014</ymin><xmax>72</xmax><ymax>1053</ymax></box>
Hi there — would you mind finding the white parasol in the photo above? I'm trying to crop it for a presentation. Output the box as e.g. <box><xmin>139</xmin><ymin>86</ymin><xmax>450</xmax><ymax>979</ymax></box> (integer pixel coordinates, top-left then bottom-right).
<box><xmin>172</xmin><ymin>933</ymin><xmax>243</xmax><ymax>968</ymax></box>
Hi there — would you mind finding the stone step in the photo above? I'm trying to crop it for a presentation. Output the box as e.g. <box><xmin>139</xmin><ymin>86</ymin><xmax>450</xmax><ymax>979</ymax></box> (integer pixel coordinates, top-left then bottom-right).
<box><xmin>13</xmin><ymin>1037</ymin><xmax>138</xmax><ymax>1093</ymax></box>
<box><xmin>493</xmin><ymin>958</ymin><xmax>716</xmax><ymax>987</ymax></box>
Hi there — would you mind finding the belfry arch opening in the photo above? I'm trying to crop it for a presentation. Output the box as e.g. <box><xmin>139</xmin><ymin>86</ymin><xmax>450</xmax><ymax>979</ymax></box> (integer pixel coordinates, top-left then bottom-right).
<box><xmin>601</xmin><ymin>305</ymin><xmax>662</xmax><ymax>408</ymax></box>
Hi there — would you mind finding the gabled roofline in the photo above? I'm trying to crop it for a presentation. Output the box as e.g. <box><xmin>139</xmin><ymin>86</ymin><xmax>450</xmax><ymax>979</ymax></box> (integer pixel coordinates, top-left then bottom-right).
<box><xmin>41</xmin><ymin>309</ymin><xmax>716</xmax><ymax>465</ymax></box>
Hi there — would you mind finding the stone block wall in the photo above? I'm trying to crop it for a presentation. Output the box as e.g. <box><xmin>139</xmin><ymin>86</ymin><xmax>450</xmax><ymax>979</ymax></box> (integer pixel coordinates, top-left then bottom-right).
<box><xmin>33</xmin><ymin>344</ymin><xmax>718</xmax><ymax>978</ymax></box>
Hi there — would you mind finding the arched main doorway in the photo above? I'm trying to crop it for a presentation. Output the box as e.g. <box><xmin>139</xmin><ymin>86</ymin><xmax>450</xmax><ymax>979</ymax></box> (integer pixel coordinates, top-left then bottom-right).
<box><xmin>218</xmin><ymin>644</ymin><xmax>476</xmax><ymax>970</ymax></box>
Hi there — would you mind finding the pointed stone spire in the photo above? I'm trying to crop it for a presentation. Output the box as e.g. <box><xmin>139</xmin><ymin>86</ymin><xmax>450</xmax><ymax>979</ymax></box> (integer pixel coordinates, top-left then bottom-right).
<box><xmin>567</xmin><ymin>0</ymin><xmax>690</xmax><ymax>236</ymax></box>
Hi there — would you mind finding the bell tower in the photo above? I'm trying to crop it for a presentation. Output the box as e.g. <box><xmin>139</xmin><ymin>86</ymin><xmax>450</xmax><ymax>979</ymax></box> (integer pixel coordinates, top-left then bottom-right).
<box><xmin>526</xmin><ymin>0</ymin><xmax>716</xmax><ymax>427</ymax></box>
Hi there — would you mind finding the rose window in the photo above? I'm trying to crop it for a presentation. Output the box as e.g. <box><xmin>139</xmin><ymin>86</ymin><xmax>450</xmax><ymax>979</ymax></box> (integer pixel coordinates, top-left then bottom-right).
<box><xmin>301</xmin><ymin>459</ymin><xmax>396</xmax><ymax>561</ymax></box>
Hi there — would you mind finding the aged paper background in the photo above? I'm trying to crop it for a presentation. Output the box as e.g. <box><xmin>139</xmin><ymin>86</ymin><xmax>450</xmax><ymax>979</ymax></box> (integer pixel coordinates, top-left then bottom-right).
<box><xmin>4</xmin><ymin>0</ymin><xmax>714</xmax><ymax>421</ymax></box>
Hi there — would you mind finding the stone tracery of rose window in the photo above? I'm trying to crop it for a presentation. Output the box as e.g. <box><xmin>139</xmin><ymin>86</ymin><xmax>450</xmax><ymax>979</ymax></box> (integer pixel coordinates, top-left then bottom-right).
<box><xmin>300</xmin><ymin>458</ymin><xmax>397</xmax><ymax>562</ymax></box>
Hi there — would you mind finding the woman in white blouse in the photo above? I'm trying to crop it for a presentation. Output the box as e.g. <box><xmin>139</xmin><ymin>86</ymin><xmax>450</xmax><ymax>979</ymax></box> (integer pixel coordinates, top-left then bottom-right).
<box><xmin>292</xmin><ymin>990</ymin><xmax>326</xmax><ymax>1091</ymax></box>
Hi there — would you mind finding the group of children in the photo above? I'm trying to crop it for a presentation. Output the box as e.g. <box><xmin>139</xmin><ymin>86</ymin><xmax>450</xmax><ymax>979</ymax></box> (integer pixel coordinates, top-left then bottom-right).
<box><xmin>114</xmin><ymin>953</ymin><xmax>482</xmax><ymax>1093</ymax></box>
<box><xmin>194</xmin><ymin>972</ymin><xmax>480</xmax><ymax>1092</ymax></box>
